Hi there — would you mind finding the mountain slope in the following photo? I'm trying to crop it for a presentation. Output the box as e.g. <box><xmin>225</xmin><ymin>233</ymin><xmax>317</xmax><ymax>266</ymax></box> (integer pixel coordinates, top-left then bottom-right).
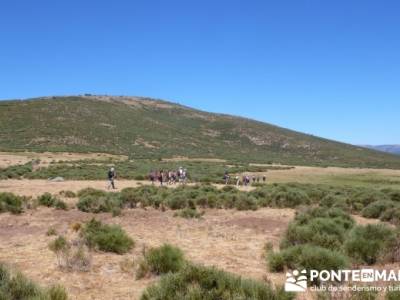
<box><xmin>362</xmin><ymin>145</ymin><xmax>400</xmax><ymax>155</ymax></box>
<box><xmin>1</xmin><ymin>95</ymin><xmax>400</xmax><ymax>169</ymax></box>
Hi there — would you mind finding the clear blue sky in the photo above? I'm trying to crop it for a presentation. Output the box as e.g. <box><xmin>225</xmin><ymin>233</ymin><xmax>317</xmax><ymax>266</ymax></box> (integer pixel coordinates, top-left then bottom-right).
<box><xmin>1</xmin><ymin>0</ymin><xmax>399</xmax><ymax>145</ymax></box>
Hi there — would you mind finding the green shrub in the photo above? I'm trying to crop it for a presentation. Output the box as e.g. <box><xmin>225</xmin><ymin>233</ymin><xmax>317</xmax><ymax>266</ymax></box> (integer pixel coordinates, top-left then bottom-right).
<box><xmin>281</xmin><ymin>208</ymin><xmax>354</xmax><ymax>250</ymax></box>
<box><xmin>141</xmin><ymin>244</ymin><xmax>185</xmax><ymax>276</ymax></box>
<box><xmin>0</xmin><ymin>262</ymin><xmax>68</xmax><ymax>299</ymax></box>
<box><xmin>47</xmin><ymin>285</ymin><xmax>68</xmax><ymax>300</ymax></box>
<box><xmin>0</xmin><ymin>192</ymin><xmax>23</xmax><ymax>214</ymax></box>
<box><xmin>54</xmin><ymin>199</ymin><xmax>68</xmax><ymax>210</ymax></box>
<box><xmin>234</xmin><ymin>194</ymin><xmax>258</xmax><ymax>211</ymax></box>
<box><xmin>81</xmin><ymin>219</ymin><xmax>134</xmax><ymax>254</ymax></box>
<box><xmin>141</xmin><ymin>263</ymin><xmax>293</xmax><ymax>300</ymax></box>
<box><xmin>382</xmin><ymin>189</ymin><xmax>400</xmax><ymax>202</ymax></box>
<box><xmin>77</xmin><ymin>193</ymin><xmax>122</xmax><ymax>213</ymax></box>
<box><xmin>281</xmin><ymin>218</ymin><xmax>348</xmax><ymax>250</ymax></box>
<box><xmin>46</xmin><ymin>227</ymin><xmax>57</xmax><ymax>236</ymax></box>
<box><xmin>120</xmin><ymin>187</ymin><xmax>140</xmax><ymax>208</ymax></box>
<box><xmin>380</xmin><ymin>207</ymin><xmax>400</xmax><ymax>224</ymax></box>
<box><xmin>269</xmin><ymin>186</ymin><xmax>310</xmax><ymax>208</ymax></box>
<box><xmin>349</xmin><ymin>290</ymin><xmax>378</xmax><ymax>300</ymax></box>
<box><xmin>268</xmin><ymin>245</ymin><xmax>349</xmax><ymax>276</ymax></box>
<box><xmin>386</xmin><ymin>290</ymin><xmax>400</xmax><ymax>300</ymax></box>
<box><xmin>361</xmin><ymin>200</ymin><xmax>395</xmax><ymax>219</ymax></box>
<box><xmin>344</xmin><ymin>224</ymin><xmax>396</xmax><ymax>265</ymax></box>
<box><xmin>0</xmin><ymin>162</ymin><xmax>33</xmax><ymax>179</ymax></box>
<box><xmin>320</xmin><ymin>194</ymin><xmax>349</xmax><ymax>211</ymax></box>
<box><xmin>174</xmin><ymin>208</ymin><xmax>204</xmax><ymax>219</ymax></box>
<box><xmin>59</xmin><ymin>190</ymin><xmax>76</xmax><ymax>198</ymax></box>
<box><xmin>49</xmin><ymin>236</ymin><xmax>70</xmax><ymax>255</ymax></box>
<box><xmin>350</xmin><ymin>190</ymin><xmax>389</xmax><ymax>209</ymax></box>
<box><xmin>166</xmin><ymin>195</ymin><xmax>187</xmax><ymax>210</ymax></box>
<box><xmin>77</xmin><ymin>188</ymin><xmax>107</xmax><ymax>198</ymax></box>
<box><xmin>37</xmin><ymin>193</ymin><xmax>57</xmax><ymax>207</ymax></box>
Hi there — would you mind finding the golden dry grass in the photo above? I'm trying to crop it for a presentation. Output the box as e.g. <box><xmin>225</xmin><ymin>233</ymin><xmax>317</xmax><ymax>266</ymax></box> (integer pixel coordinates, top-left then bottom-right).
<box><xmin>0</xmin><ymin>206</ymin><xmax>293</xmax><ymax>299</ymax></box>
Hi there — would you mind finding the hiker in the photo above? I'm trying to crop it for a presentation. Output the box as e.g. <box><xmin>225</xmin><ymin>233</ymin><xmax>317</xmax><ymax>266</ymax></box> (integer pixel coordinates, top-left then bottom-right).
<box><xmin>167</xmin><ymin>171</ymin><xmax>173</xmax><ymax>185</ymax></box>
<box><xmin>149</xmin><ymin>170</ymin><xmax>156</xmax><ymax>185</ymax></box>
<box><xmin>223</xmin><ymin>171</ymin><xmax>230</xmax><ymax>185</ymax></box>
<box><xmin>107</xmin><ymin>167</ymin><xmax>116</xmax><ymax>190</ymax></box>
<box><xmin>252</xmin><ymin>176</ymin><xmax>256</xmax><ymax>184</ymax></box>
<box><xmin>158</xmin><ymin>170</ymin><xmax>164</xmax><ymax>186</ymax></box>
<box><xmin>235</xmin><ymin>175</ymin><xmax>240</xmax><ymax>186</ymax></box>
<box><xmin>256</xmin><ymin>176</ymin><xmax>260</xmax><ymax>183</ymax></box>
<box><xmin>262</xmin><ymin>175</ymin><xmax>266</xmax><ymax>183</ymax></box>
<box><xmin>245</xmin><ymin>175</ymin><xmax>250</xmax><ymax>186</ymax></box>
<box><xmin>182</xmin><ymin>168</ymin><xmax>188</xmax><ymax>184</ymax></box>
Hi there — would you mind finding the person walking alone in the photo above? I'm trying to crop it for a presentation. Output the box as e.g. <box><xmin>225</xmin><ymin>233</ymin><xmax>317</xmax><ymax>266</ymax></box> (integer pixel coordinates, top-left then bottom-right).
<box><xmin>107</xmin><ymin>167</ymin><xmax>117</xmax><ymax>190</ymax></box>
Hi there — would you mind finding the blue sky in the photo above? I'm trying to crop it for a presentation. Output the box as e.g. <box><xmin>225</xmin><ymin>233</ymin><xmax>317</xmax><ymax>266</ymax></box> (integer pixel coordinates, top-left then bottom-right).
<box><xmin>1</xmin><ymin>0</ymin><xmax>399</xmax><ymax>145</ymax></box>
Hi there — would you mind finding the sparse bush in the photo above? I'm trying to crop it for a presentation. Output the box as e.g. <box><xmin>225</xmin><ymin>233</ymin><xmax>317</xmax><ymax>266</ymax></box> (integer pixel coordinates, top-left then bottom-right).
<box><xmin>320</xmin><ymin>194</ymin><xmax>349</xmax><ymax>211</ymax></box>
<box><xmin>0</xmin><ymin>262</ymin><xmax>68</xmax><ymax>299</ymax></box>
<box><xmin>344</xmin><ymin>224</ymin><xmax>396</xmax><ymax>265</ymax></box>
<box><xmin>268</xmin><ymin>245</ymin><xmax>349</xmax><ymax>276</ymax></box>
<box><xmin>81</xmin><ymin>218</ymin><xmax>134</xmax><ymax>254</ymax></box>
<box><xmin>138</xmin><ymin>244</ymin><xmax>185</xmax><ymax>278</ymax></box>
<box><xmin>77</xmin><ymin>188</ymin><xmax>106</xmax><ymax>198</ymax></box>
<box><xmin>49</xmin><ymin>235</ymin><xmax>91</xmax><ymax>272</ymax></box>
<box><xmin>380</xmin><ymin>207</ymin><xmax>400</xmax><ymax>224</ymax></box>
<box><xmin>77</xmin><ymin>193</ymin><xmax>122</xmax><ymax>213</ymax></box>
<box><xmin>47</xmin><ymin>285</ymin><xmax>68</xmax><ymax>300</ymax></box>
<box><xmin>54</xmin><ymin>199</ymin><xmax>68</xmax><ymax>210</ymax></box>
<box><xmin>282</xmin><ymin>218</ymin><xmax>348</xmax><ymax>250</ymax></box>
<box><xmin>166</xmin><ymin>195</ymin><xmax>187</xmax><ymax>210</ymax></box>
<box><xmin>47</xmin><ymin>227</ymin><xmax>57</xmax><ymax>236</ymax></box>
<box><xmin>234</xmin><ymin>194</ymin><xmax>258</xmax><ymax>211</ymax></box>
<box><xmin>349</xmin><ymin>190</ymin><xmax>389</xmax><ymax>211</ymax></box>
<box><xmin>0</xmin><ymin>162</ymin><xmax>33</xmax><ymax>179</ymax></box>
<box><xmin>141</xmin><ymin>263</ymin><xmax>293</xmax><ymax>300</ymax></box>
<box><xmin>349</xmin><ymin>290</ymin><xmax>378</xmax><ymax>300</ymax></box>
<box><xmin>0</xmin><ymin>192</ymin><xmax>23</xmax><ymax>214</ymax></box>
<box><xmin>386</xmin><ymin>290</ymin><xmax>400</xmax><ymax>300</ymax></box>
<box><xmin>120</xmin><ymin>187</ymin><xmax>140</xmax><ymax>208</ymax></box>
<box><xmin>59</xmin><ymin>190</ymin><xmax>76</xmax><ymax>198</ymax></box>
<box><xmin>281</xmin><ymin>207</ymin><xmax>354</xmax><ymax>250</ymax></box>
<box><xmin>37</xmin><ymin>192</ymin><xmax>57</xmax><ymax>207</ymax></box>
<box><xmin>174</xmin><ymin>208</ymin><xmax>204</xmax><ymax>219</ymax></box>
<box><xmin>119</xmin><ymin>257</ymin><xmax>135</xmax><ymax>274</ymax></box>
<box><xmin>70</xmin><ymin>222</ymin><xmax>81</xmax><ymax>232</ymax></box>
<box><xmin>49</xmin><ymin>236</ymin><xmax>70</xmax><ymax>267</ymax></box>
<box><xmin>269</xmin><ymin>186</ymin><xmax>310</xmax><ymax>208</ymax></box>
<box><xmin>361</xmin><ymin>200</ymin><xmax>395</xmax><ymax>219</ymax></box>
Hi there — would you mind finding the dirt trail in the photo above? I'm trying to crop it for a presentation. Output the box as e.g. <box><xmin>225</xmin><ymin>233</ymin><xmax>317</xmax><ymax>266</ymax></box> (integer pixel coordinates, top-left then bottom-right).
<box><xmin>0</xmin><ymin>207</ymin><xmax>293</xmax><ymax>300</ymax></box>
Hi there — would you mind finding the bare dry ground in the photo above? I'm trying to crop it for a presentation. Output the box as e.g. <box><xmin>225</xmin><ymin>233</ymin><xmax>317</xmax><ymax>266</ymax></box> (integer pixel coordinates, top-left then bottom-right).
<box><xmin>248</xmin><ymin>164</ymin><xmax>400</xmax><ymax>185</ymax></box>
<box><xmin>0</xmin><ymin>206</ymin><xmax>293</xmax><ymax>300</ymax></box>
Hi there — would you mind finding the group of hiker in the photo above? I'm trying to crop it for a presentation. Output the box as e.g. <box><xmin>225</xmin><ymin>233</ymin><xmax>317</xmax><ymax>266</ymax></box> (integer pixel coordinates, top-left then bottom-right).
<box><xmin>223</xmin><ymin>171</ymin><xmax>266</xmax><ymax>186</ymax></box>
<box><xmin>148</xmin><ymin>167</ymin><xmax>188</xmax><ymax>186</ymax></box>
<box><xmin>107</xmin><ymin>166</ymin><xmax>266</xmax><ymax>190</ymax></box>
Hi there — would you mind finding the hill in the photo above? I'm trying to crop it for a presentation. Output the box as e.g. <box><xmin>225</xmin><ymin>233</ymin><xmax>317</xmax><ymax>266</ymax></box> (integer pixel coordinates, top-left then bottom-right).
<box><xmin>1</xmin><ymin>95</ymin><xmax>400</xmax><ymax>169</ymax></box>
<box><xmin>362</xmin><ymin>145</ymin><xmax>400</xmax><ymax>155</ymax></box>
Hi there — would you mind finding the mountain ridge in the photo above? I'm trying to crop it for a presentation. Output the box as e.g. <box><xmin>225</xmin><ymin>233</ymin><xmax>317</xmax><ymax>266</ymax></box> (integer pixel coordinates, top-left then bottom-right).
<box><xmin>362</xmin><ymin>145</ymin><xmax>400</xmax><ymax>155</ymax></box>
<box><xmin>1</xmin><ymin>95</ymin><xmax>400</xmax><ymax>169</ymax></box>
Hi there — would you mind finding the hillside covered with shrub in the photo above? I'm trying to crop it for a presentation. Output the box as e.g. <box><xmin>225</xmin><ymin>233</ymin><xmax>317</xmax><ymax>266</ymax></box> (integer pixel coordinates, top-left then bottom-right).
<box><xmin>1</xmin><ymin>95</ymin><xmax>400</xmax><ymax>168</ymax></box>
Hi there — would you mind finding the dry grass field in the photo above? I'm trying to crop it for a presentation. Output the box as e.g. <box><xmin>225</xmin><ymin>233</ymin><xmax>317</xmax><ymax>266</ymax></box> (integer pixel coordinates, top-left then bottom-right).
<box><xmin>1</xmin><ymin>152</ymin><xmax>400</xmax><ymax>299</ymax></box>
<box><xmin>0</xmin><ymin>205</ymin><xmax>292</xmax><ymax>299</ymax></box>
